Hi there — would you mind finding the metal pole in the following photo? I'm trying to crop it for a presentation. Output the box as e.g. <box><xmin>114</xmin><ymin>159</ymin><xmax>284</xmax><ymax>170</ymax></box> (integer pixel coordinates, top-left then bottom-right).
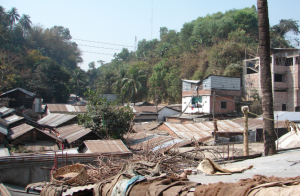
<box><xmin>227</xmin><ymin>144</ymin><xmax>229</xmax><ymax>161</ymax></box>
<box><xmin>277</xmin><ymin>114</ymin><xmax>279</xmax><ymax>150</ymax></box>
<box><xmin>65</xmin><ymin>152</ymin><xmax>67</xmax><ymax>166</ymax></box>
<box><xmin>61</xmin><ymin>148</ymin><xmax>63</xmax><ymax>168</ymax></box>
<box><xmin>232</xmin><ymin>143</ymin><xmax>234</xmax><ymax>160</ymax></box>
<box><xmin>223</xmin><ymin>145</ymin><xmax>224</xmax><ymax>159</ymax></box>
<box><xmin>213</xmin><ymin>92</ymin><xmax>216</xmax><ymax>120</ymax></box>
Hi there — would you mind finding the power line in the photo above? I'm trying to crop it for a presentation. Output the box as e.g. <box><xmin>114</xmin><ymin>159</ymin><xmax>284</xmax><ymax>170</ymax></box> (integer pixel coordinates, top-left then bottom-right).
<box><xmin>81</xmin><ymin>51</ymin><xmax>114</xmax><ymax>56</ymax></box>
<box><xmin>71</xmin><ymin>38</ymin><xmax>134</xmax><ymax>48</ymax></box>
<box><xmin>0</xmin><ymin>38</ymin><xmax>116</xmax><ymax>56</ymax></box>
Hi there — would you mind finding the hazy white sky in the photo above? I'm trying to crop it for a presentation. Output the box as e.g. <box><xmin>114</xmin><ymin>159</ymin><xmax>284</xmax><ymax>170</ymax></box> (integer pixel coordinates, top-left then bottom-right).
<box><xmin>2</xmin><ymin>0</ymin><xmax>300</xmax><ymax>70</ymax></box>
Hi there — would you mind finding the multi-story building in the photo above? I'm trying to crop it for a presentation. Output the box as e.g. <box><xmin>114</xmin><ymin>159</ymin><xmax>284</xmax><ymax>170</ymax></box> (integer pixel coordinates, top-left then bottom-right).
<box><xmin>182</xmin><ymin>75</ymin><xmax>241</xmax><ymax>115</ymax></box>
<box><xmin>243</xmin><ymin>48</ymin><xmax>300</xmax><ymax>111</ymax></box>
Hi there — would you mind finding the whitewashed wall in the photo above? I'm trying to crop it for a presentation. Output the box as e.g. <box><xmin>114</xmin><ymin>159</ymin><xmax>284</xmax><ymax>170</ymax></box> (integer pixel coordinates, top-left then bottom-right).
<box><xmin>158</xmin><ymin>107</ymin><xmax>180</xmax><ymax>121</ymax></box>
<box><xmin>182</xmin><ymin>96</ymin><xmax>211</xmax><ymax>114</ymax></box>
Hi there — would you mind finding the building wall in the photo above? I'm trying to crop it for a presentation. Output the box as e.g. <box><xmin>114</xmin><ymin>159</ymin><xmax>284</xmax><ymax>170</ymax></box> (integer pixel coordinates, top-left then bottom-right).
<box><xmin>210</xmin><ymin>96</ymin><xmax>236</xmax><ymax>114</ymax></box>
<box><xmin>203</xmin><ymin>76</ymin><xmax>241</xmax><ymax>90</ymax></box>
<box><xmin>243</xmin><ymin>51</ymin><xmax>300</xmax><ymax>112</ymax></box>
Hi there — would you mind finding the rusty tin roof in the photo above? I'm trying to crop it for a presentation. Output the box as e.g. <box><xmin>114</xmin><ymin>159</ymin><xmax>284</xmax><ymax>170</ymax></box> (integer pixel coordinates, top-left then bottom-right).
<box><xmin>47</xmin><ymin>104</ymin><xmax>86</xmax><ymax>113</ymax></box>
<box><xmin>55</xmin><ymin>124</ymin><xmax>93</xmax><ymax>144</ymax></box>
<box><xmin>4</xmin><ymin>114</ymin><xmax>24</xmax><ymax>125</ymax></box>
<box><xmin>231</xmin><ymin>118</ymin><xmax>286</xmax><ymax>130</ymax></box>
<box><xmin>37</xmin><ymin>114</ymin><xmax>77</xmax><ymax>127</ymax></box>
<box><xmin>164</xmin><ymin>120</ymin><xmax>244</xmax><ymax>141</ymax></box>
<box><xmin>82</xmin><ymin>140</ymin><xmax>131</xmax><ymax>154</ymax></box>
<box><xmin>6</xmin><ymin>123</ymin><xmax>35</xmax><ymax>141</ymax></box>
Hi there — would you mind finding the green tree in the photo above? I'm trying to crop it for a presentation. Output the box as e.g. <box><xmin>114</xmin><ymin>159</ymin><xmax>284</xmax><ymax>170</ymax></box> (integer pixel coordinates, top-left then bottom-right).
<box><xmin>78</xmin><ymin>88</ymin><xmax>135</xmax><ymax>139</ymax></box>
<box><xmin>19</xmin><ymin>14</ymin><xmax>32</xmax><ymax>36</ymax></box>
<box><xmin>69</xmin><ymin>68</ymin><xmax>87</xmax><ymax>98</ymax></box>
<box><xmin>112</xmin><ymin>64</ymin><xmax>127</xmax><ymax>105</ymax></box>
<box><xmin>122</xmin><ymin>66</ymin><xmax>146</xmax><ymax>105</ymax></box>
<box><xmin>7</xmin><ymin>7</ymin><xmax>20</xmax><ymax>31</ymax></box>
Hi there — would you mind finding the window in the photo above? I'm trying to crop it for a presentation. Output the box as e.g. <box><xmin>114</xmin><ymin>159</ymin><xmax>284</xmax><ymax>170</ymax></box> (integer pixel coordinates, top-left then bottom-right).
<box><xmin>192</xmin><ymin>96</ymin><xmax>202</xmax><ymax>108</ymax></box>
<box><xmin>282</xmin><ymin>104</ymin><xmax>286</xmax><ymax>111</ymax></box>
<box><xmin>221</xmin><ymin>102</ymin><xmax>227</xmax><ymax>109</ymax></box>
<box><xmin>274</xmin><ymin>74</ymin><xmax>283</xmax><ymax>82</ymax></box>
<box><xmin>285</xmin><ymin>58</ymin><xmax>293</xmax><ymax>66</ymax></box>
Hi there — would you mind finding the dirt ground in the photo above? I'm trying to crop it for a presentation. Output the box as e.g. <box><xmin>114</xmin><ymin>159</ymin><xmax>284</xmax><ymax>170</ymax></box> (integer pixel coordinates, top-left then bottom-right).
<box><xmin>178</xmin><ymin>142</ymin><xmax>264</xmax><ymax>160</ymax></box>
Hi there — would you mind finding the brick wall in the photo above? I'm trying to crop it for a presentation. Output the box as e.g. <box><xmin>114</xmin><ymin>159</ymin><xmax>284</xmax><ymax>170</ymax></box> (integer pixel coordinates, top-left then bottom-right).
<box><xmin>210</xmin><ymin>96</ymin><xmax>236</xmax><ymax>114</ymax></box>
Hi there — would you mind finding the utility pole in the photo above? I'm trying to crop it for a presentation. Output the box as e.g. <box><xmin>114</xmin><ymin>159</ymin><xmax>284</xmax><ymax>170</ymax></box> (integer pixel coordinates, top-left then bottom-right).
<box><xmin>212</xmin><ymin>92</ymin><xmax>216</xmax><ymax>120</ymax></box>
<box><xmin>155</xmin><ymin>89</ymin><xmax>158</xmax><ymax>121</ymax></box>
<box><xmin>242</xmin><ymin>106</ymin><xmax>249</xmax><ymax>156</ymax></box>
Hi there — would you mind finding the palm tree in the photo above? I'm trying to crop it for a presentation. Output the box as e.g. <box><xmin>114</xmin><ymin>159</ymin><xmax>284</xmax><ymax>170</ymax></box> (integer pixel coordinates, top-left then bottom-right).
<box><xmin>19</xmin><ymin>14</ymin><xmax>32</xmax><ymax>36</ymax></box>
<box><xmin>69</xmin><ymin>68</ymin><xmax>86</xmax><ymax>99</ymax></box>
<box><xmin>257</xmin><ymin>0</ymin><xmax>276</xmax><ymax>155</ymax></box>
<box><xmin>7</xmin><ymin>7</ymin><xmax>20</xmax><ymax>31</ymax></box>
<box><xmin>121</xmin><ymin>67</ymin><xmax>146</xmax><ymax>105</ymax></box>
<box><xmin>0</xmin><ymin>6</ymin><xmax>6</xmax><ymax>25</ymax></box>
<box><xmin>112</xmin><ymin>65</ymin><xmax>127</xmax><ymax>105</ymax></box>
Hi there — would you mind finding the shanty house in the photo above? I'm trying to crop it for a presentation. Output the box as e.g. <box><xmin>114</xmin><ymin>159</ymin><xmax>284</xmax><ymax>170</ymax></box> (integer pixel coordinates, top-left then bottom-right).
<box><xmin>45</xmin><ymin>104</ymin><xmax>86</xmax><ymax>115</ymax></box>
<box><xmin>78</xmin><ymin>140</ymin><xmax>132</xmax><ymax>155</ymax></box>
<box><xmin>6</xmin><ymin>123</ymin><xmax>62</xmax><ymax>145</ymax></box>
<box><xmin>0</xmin><ymin>88</ymin><xmax>35</xmax><ymax>109</ymax></box>
<box><xmin>182</xmin><ymin>75</ymin><xmax>241</xmax><ymax>115</ymax></box>
<box><xmin>37</xmin><ymin>113</ymin><xmax>78</xmax><ymax>128</ymax></box>
<box><xmin>132</xmin><ymin>106</ymin><xmax>181</xmax><ymax>122</ymax></box>
<box><xmin>55</xmin><ymin>124</ymin><xmax>101</xmax><ymax>148</ymax></box>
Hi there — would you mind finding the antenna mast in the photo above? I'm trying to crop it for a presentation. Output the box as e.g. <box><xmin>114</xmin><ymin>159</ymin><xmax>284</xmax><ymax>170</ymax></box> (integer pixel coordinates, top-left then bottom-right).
<box><xmin>151</xmin><ymin>0</ymin><xmax>153</xmax><ymax>39</ymax></box>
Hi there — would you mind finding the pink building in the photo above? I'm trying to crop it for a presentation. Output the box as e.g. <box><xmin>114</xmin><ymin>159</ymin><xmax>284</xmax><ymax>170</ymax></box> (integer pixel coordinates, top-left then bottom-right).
<box><xmin>243</xmin><ymin>48</ymin><xmax>300</xmax><ymax>111</ymax></box>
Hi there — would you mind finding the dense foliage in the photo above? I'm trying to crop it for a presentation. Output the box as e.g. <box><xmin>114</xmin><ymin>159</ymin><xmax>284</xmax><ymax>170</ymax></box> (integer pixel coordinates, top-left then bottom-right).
<box><xmin>78</xmin><ymin>88</ymin><xmax>135</xmax><ymax>139</ymax></box>
<box><xmin>0</xmin><ymin>5</ymin><xmax>299</xmax><ymax>105</ymax></box>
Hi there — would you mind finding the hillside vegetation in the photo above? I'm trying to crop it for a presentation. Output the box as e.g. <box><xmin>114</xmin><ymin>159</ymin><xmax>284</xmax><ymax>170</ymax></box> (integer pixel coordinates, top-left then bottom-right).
<box><xmin>0</xmin><ymin>5</ymin><xmax>299</xmax><ymax>104</ymax></box>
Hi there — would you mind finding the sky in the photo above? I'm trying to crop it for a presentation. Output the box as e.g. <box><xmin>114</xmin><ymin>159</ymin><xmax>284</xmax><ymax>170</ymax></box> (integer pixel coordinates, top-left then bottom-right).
<box><xmin>2</xmin><ymin>0</ymin><xmax>300</xmax><ymax>70</ymax></box>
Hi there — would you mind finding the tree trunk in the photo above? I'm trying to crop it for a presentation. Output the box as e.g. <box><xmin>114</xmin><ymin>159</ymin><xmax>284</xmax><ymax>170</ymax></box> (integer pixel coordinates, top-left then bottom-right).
<box><xmin>257</xmin><ymin>0</ymin><xmax>276</xmax><ymax>156</ymax></box>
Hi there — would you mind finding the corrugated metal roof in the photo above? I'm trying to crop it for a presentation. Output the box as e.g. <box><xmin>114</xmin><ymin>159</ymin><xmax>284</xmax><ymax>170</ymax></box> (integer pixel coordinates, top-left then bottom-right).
<box><xmin>0</xmin><ymin>125</ymin><xmax>7</xmax><ymax>135</ymax></box>
<box><xmin>132</xmin><ymin>106</ymin><xmax>164</xmax><ymax>113</ymax></box>
<box><xmin>268</xmin><ymin>111</ymin><xmax>300</xmax><ymax>122</ymax></box>
<box><xmin>37</xmin><ymin>114</ymin><xmax>77</xmax><ymax>127</ymax></box>
<box><xmin>126</xmin><ymin>132</ymin><xmax>192</xmax><ymax>152</ymax></box>
<box><xmin>55</xmin><ymin>124</ymin><xmax>93</xmax><ymax>143</ymax></box>
<box><xmin>232</xmin><ymin>118</ymin><xmax>286</xmax><ymax>130</ymax></box>
<box><xmin>0</xmin><ymin>107</ymin><xmax>15</xmax><ymax>117</ymax></box>
<box><xmin>182</xmin><ymin>79</ymin><xmax>200</xmax><ymax>83</ymax></box>
<box><xmin>165</xmin><ymin>120</ymin><xmax>244</xmax><ymax>141</ymax></box>
<box><xmin>83</xmin><ymin>140</ymin><xmax>131</xmax><ymax>153</ymax></box>
<box><xmin>133</xmin><ymin>122</ymin><xmax>161</xmax><ymax>132</ymax></box>
<box><xmin>6</xmin><ymin>123</ymin><xmax>35</xmax><ymax>141</ymax></box>
<box><xmin>4</xmin><ymin>114</ymin><xmax>24</xmax><ymax>125</ymax></box>
<box><xmin>165</xmin><ymin>119</ymin><xmax>287</xmax><ymax>141</ymax></box>
<box><xmin>0</xmin><ymin>118</ymin><xmax>8</xmax><ymax>128</ymax></box>
<box><xmin>0</xmin><ymin>88</ymin><xmax>35</xmax><ymax>97</ymax></box>
<box><xmin>47</xmin><ymin>104</ymin><xmax>86</xmax><ymax>113</ymax></box>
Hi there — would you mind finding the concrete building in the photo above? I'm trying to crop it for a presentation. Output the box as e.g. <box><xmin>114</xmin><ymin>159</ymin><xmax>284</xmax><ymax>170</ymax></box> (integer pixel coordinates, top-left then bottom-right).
<box><xmin>243</xmin><ymin>48</ymin><xmax>300</xmax><ymax>112</ymax></box>
<box><xmin>182</xmin><ymin>75</ymin><xmax>241</xmax><ymax>115</ymax></box>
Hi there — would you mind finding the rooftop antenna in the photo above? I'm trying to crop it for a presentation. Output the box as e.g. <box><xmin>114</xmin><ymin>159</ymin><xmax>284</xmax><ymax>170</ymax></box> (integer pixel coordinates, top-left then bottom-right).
<box><xmin>151</xmin><ymin>0</ymin><xmax>153</xmax><ymax>39</ymax></box>
<box><xmin>134</xmin><ymin>36</ymin><xmax>137</xmax><ymax>51</ymax></box>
